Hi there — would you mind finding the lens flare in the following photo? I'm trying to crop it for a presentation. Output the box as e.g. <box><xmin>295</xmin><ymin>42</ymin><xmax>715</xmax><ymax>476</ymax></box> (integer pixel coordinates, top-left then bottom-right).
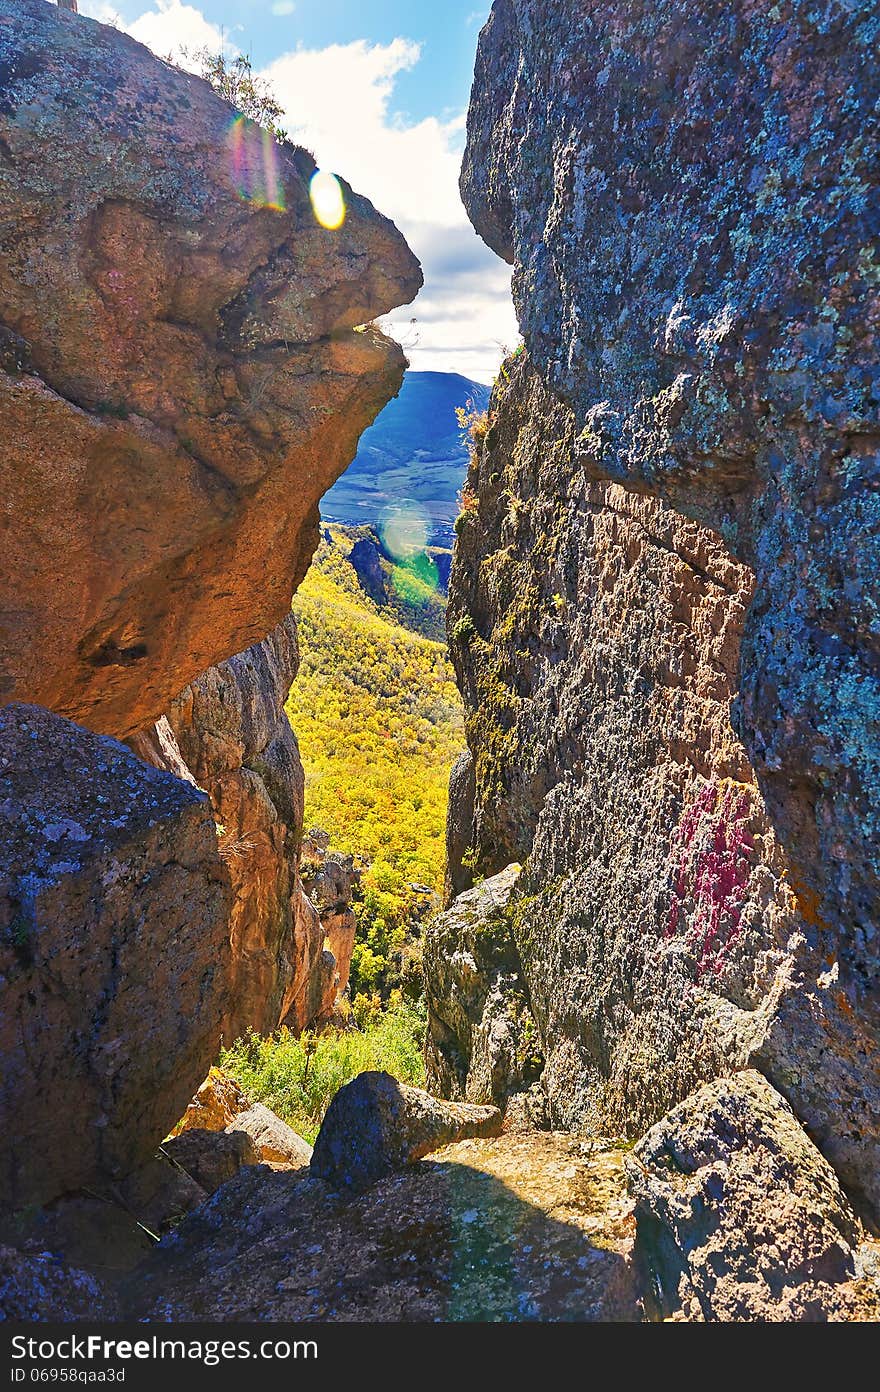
<box><xmin>227</xmin><ymin>116</ymin><xmax>286</xmax><ymax>211</ymax></box>
<box><xmin>309</xmin><ymin>170</ymin><xmax>346</xmax><ymax>230</ymax></box>
<box><xmin>379</xmin><ymin>503</ymin><xmax>429</xmax><ymax>562</ymax></box>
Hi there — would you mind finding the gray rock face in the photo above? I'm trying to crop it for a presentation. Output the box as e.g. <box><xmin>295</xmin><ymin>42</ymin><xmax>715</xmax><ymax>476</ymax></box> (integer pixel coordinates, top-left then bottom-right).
<box><xmin>311</xmin><ymin>1071</ymin><xmax>502</xmax><ymax>1191</ymax></box>
<box><xmin>425</xmin><ymin>865</ymin><xmax>542</xmax><ymax>1110</ymax></box>
<box><xmin>0</xmin><ymin>704</ymin><xmax>231</xmax><ymax>1206</ymax></box>
<box><xmin>0</xmin><ymin>1246</ymin><xmax>117</xmax><ymax>1322</ymax></box>
<box><xmin>626</xmin><ymin>1071</ymin><xmax>877</xmax><ymax>1322</ymax></box>
<box><xmin>443</xmin><ymin>0</ymin><xmax>880</xmax><ymax>1217</ymax></box>
<box><xmin>444</xmin><ymin>750</ymin><xmax>476</xmax><ymax>899</ymax></box>
<box><xmin>444</xmin><ymin>356</ymin><xmax>880</xmax><ymax>1214</ymax></box>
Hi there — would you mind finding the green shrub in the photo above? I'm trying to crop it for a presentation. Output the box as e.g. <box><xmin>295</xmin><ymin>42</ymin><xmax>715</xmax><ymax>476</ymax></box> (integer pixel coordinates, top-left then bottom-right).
<box><xmin>451</xmin><ymin>612</ymin><xmax>476</xmax><ymax>645</ymax></box>
<box><xmin>220</xmin><ymin>994</ymin><xmax>426</xmax><ymax>1144</ymax></box>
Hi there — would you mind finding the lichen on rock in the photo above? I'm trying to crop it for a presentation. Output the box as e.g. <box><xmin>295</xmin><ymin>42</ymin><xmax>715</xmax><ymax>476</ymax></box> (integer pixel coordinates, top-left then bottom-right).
<box><xmin>440</xmin><ymin>0</ymin><xmax>880</xmax><ymax>1221</ymax></box>
<box><xmin>0</xmin><ymin>703</ymin><xmax>232</xmax><ymax>1207</ymax></box>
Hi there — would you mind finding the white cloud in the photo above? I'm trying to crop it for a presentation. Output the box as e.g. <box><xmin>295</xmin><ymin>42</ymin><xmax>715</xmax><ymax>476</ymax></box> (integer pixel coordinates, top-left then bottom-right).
<box><xmin>128</xmin><ymin>1</ymin><xmax>230</xmax><ymax>69</ymax></box>
<box><xmin>80</xmin><ymin>5</ymin><xmax>515</xmax><ymax>382</ymax></box>
<box><xmin>271</xmin><ymin>1</ymin><xmax>296</xmax><ymax>15</ymax></box>
<box><xmin>78</xmin><ymin>1</ymin><xmax>124</xmax><ymax>22</ymax></box>
<box><xmin>262</xmin><ymin>37</ymin><xmax>516</xmax><ymax>380</ymax></box>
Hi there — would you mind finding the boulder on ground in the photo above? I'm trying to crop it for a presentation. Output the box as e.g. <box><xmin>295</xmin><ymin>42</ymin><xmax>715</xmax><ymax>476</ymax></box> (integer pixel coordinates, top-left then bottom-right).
<box><xmin>625</xmin><ymin>1070</ymin><xmax>876</xmax><ymax>1321</ymax></box>
<box><xmin>229</xmin><ymin>1104</ymin><xmax>313</xmax><ymax>1172</ymax></box>
<box><xmin>0</xmin><ymin>703</ymin><xmax>231</xmax><ymax>1206</ymax></box>
<box><xmin>174</xmin><ymin>1068</ymin><xmax>251</xmax><ymax>1135</ymax></box>
<box><xmin>162</xmin><ymin>1128</ymin><xmax>259</xmax><ymax>1196</ymax></box>
<box><xmin>311</xmin><ymin>1070</ymin><xmax>502</xmax><ymax>1191</ymax></box>
<box><xmin>174</xmin><ymin>1070</ymin><xmax>311</xmax><ymax>1171</ymax></box>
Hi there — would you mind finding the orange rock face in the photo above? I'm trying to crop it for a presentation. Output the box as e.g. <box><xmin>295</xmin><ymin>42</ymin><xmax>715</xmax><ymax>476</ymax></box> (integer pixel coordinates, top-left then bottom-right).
<box><xmin>164</xmin><ymin>615</ymin><xmax>322</xmax><ymax>1042</ymax></box>
<box><xmin>0</xmin><ymin>0</ymin><xmax>421</xmax><ymax>740</ymax></box>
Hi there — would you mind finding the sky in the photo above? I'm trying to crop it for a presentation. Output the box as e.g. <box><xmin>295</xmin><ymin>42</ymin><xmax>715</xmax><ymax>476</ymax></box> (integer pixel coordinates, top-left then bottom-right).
<box><xmin>75</xmin><ymin>0</ymin><xmax>518</xmax><ymax>383</ymax></box>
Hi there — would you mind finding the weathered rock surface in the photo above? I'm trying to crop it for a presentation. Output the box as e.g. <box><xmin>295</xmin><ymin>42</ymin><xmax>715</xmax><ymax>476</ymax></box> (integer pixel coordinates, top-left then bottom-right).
<box><xmin>444</xmin><ymin>749</ymin><xmax>476</xmax><ymax>899</ymax></box>
<box><xmin>347</xmin><ymin>534</ymin><xmax>388</xmax><ymax>605</ymax></box>
<box><xmin>425</xmin><ymin>864</ymin><xmax>543</xmax><ymax>1110</ymax></box>
<box><xmin>443</xmin><ymin>358</ymin><xmax>880</xmax><ymax>1194</ymax></box>
<box><xmin>174</xmin><ymin>1068</ymin><xmax>250</xmax><ymax>1136</ymax></box>
<box><xmin>443</xmin><ymin>0</ymin><xmax>880</xmax><ymax>1216</ymax></box>
<box><xmin>174</xmin><ymin>1069</ymin><xmax>312</xmax><ymax>1172</ymax></box>
<box><xmin>311</xmin><ymin>1071</ymin><xmax>502</xmax><ymax>1191</ymax></box>
<box><xmin>0</xmin><ymin>0</ymin><xmax>421</xmax><ymax>739</ymax></box>
<box><xmin>0</xmin><ymin>1247</ymin><xmax>118</xmax><ymax>1323</ymax></box>
<box><xmin>116</xmin><ymin>1158</ymin><xmax>207</xmax><ymax>1238</ymax></box>
<box><xmin>129</xmin><ymin>1132</ymin><xmax>644</xmax><ymax>1321</ymax></box>
<box><xmin>229</xmin><ymin>1104</ymin><xmax>312</xmax><ymax>1173</ymax></box>
<box><xmin>0</xmin><ymin>704</ymin><xmax>231</xmax><ymax>1206</ymax></box>
<box><xmin>300</xmin><ymin>829</ymin><xmax>361</xmax><ymax>1018</ymax></box>
<box><xmin>163</xmin><ymin>615</ymin><xmax>325</xmax><ymax>1039</ymax></box>
<box><xmin>162</xmin><ymin>1128</ymin><xmax>259</xmax><ymax>1196</ymax></box>
<box><xmin>626</xmin><ymin>1071</ymin><xmax>879</xmax><ymax>1322</ymax></box>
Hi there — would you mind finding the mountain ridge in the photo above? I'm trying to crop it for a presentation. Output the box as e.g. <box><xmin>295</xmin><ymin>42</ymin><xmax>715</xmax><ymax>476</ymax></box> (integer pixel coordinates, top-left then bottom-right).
<box><xmin>322</xmin><ymin>370</ymin><xmax>491</xmax><ymax>547</ymax></box>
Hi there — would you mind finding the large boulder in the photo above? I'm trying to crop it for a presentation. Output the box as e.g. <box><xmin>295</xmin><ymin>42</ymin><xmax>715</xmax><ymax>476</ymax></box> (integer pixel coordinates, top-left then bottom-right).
<box><xmin>0</xmin><ymin>0</ymin><xmax>421</xmax><ymax>739</ymax></box>
<box><xmin>442</xmin><ymin>0</ymin><xmax>880</xmax><ymax>1216</ymax></box>
<box><xmin>626</xmin><ymin>1071</ymin><xmax>877</xmax><ymax>1322</ymax></box>
<box><xmin>229</xmin><ymin>1104</ymin><xmax>313</xmax><ymax>1173</ymax></box>
<box><xmin>174</xmin><ymin>1070</ymin><xmax>312</xmax><ymax>1172</ymax></box>
<box><xmin>0</xmin><ymin>704</ymin><xmax>231</xmax><ymax>1206</ymax></box>
<box><xmin>161</xmin><ymin>1129</ymin><xmax>259</xmax><ymax>1196</ymax></box>
<box><xmin>311</xmin><ymin>1071</ymin><xmax>503</xmax><ymax>1191</ymax></box>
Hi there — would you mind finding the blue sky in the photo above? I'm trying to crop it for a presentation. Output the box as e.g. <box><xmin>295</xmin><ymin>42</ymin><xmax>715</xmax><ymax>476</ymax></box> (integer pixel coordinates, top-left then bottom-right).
<box><xmin>77</xmin><ymin>0</ymin><xmax>517</xmax><ymax>382</ymax></box>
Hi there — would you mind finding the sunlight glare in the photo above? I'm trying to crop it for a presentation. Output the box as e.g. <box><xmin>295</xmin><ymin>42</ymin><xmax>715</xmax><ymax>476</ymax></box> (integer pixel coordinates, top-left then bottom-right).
<box><xmin>309</xmin><ymin>170</ymin><xmax>347</xmax><ymax>230</ymax></box>
<box><xmin>380</xmin><ymin>504</ymin><xmax>429</xmax><ymax>562</ymax></box>
<box><xmin>227</xmin><ymin>116</ymin><xmax>286</xmax><ymax>211</ymax></box>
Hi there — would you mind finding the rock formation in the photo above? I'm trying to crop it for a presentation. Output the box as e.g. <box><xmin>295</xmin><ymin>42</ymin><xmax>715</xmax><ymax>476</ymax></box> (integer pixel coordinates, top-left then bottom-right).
<box><xmin>0</xmin><ymin>0</ymin><xmax>421</xmax><ymax>739</ymax></box>
<box><xmin>300</xmin><ymin>829</ymin><xmax>360</xmax><ymax>1020</ymax></box>
<box><xmin>627</xmin><ymin>1071</ymin><xmax>873</xmax><ymax>1322</ymax></box>
<box><xmin>435</xmin><ymin>0</ymin><xmax>880</xmax><ymax>1222</ymax></box>
<box><xmin>425</xmin><ymin>864</ymin><xmax>543</xmax><ymax>1109</ymax></box>
<box><xmin>311</xmin><ymin>1071</ymin><xmax>503</xmax><ymax>1191</ymax></box>
<box><xmin>162</xmin><ymin>1129</ymin><xmax>260</xmax><ymax>1197</ymax></box>
<box><xmin>164</xmin><ymin>615</ymin><xmax>322</xmax><ymax>1040</ymax></box>
<box><xmin>174</xmin><ymin>1069</ymin><xmax>314</xmax><ymax>1172</ymax></box>
<box><xmin>347</xmin><ymin>534</ymin><xmax>388</xmax><ymax>605</ymax></box>
<box><xmin>0</xmin><ymin>2</ymin><xmax>420</xmax><ymax>1210</ymax></box>
<box><xmin>0</xmin><ymin>704</ymin><xmax>231</xmax><ymax>1206</ymax></box>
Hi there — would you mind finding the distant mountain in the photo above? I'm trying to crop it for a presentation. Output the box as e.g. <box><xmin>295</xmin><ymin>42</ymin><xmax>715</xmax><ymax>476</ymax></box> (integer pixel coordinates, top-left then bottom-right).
<box><xmin>321</xmin><ymin>371</ymin><xmax>491</xmax><ymax>547</ymax></box>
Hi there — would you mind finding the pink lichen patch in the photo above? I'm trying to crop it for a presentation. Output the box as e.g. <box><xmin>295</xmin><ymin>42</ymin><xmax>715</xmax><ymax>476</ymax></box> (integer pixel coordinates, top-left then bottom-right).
<box><xmin>665</xmin><ymin>780</ymin><xmax>755</xmax><ymax>979</ymax></box>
